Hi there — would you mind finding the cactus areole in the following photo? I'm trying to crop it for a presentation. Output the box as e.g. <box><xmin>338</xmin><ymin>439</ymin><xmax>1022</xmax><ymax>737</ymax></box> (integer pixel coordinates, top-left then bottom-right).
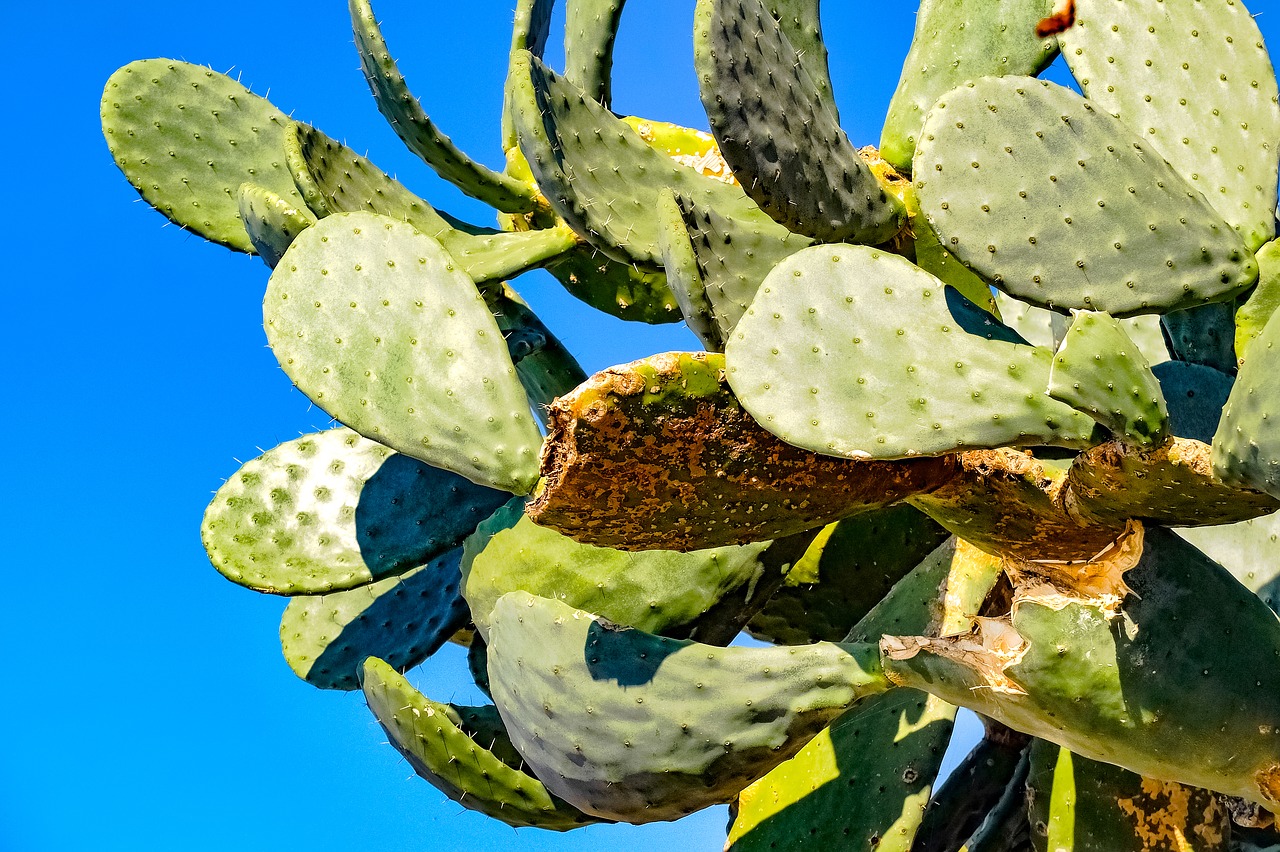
<box><xmin>105</xmin><ymin>0</ymin><xmax>1280</xmax><ymax>846</ymax></box>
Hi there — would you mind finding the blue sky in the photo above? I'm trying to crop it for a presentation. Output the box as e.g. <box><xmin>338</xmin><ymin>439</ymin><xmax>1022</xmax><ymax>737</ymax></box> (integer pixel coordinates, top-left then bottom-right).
<box><xmin>6</xmin><ymin>1</ymin><xmax>1277</xmax><ymax>850</ymax></box>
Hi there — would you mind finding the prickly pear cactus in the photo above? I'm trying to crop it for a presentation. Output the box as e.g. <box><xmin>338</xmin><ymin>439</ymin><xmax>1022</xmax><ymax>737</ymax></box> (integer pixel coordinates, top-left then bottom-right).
<box><xmin>104</xmin><ymin>0</ymin><xmax>1280</xmax><ymax>847</ymax></box>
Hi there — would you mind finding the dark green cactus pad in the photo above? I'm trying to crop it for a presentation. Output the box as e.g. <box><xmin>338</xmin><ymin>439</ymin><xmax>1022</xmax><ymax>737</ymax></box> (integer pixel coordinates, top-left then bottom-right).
<box><xmin>1025</xmin><ymin>740</ymin><xmax>1232</xmax><ymax>852</ymax></box>
<box><xmin>1237</xmin><ymin>239</ymin><xmax>1280</xmax><ymax>365</ymax></box>
<box><xmin>509</xmin><ymin>50</ymin><xmax>771</xmax><ymax>269</ymax></box>
<box><xmin>761</xmin><ymin>0</ymin><xmax>833</xmax><ymax>115</ymax></box>
<box><xmin>726</xmin><ymin>245</ymin><xmax>1099</xmax><ymax>460</ymax></box>
<box><xmin>460</xmin><ymin>498</ymin><xmax>771</xmax><ymax>641</ymax></box>
<box><xmin>361</xmin><ymin>658</ymin><xmax>606</xmax><ymax>830</ymax></box>
<box><xmin>675</xmin><ymin>192</ymin><xmax>813</xmax><ymax>339</ymax></box>
<box><xmin>486</xmin><ymin>590</ymin><xmax>889</xmax><ymax>822</ymax></box>
<box><xmin>350</xmin><ymin>0</ymin><xmax>538</xmax><ymax>214</ymax></box>
<box><xmin>541</xmin><ymin>246</ymin><xmax>682</xmax><ymax>324</ymax></box>
<box><xmin>729</xmin><ymin>537</ymin><xmax>1005</xmax><ymax>852</ymax></box>
<box><xmin>1048</xmin><ymin>311</ymin><xmax>1169</xmax><ymax>447</ymax></box>
<box><xmin>1063</xmin><ymin>437</ymin><xmax>1279</xmax><ymax>528</ymax></box>
<box><xmin>564</xmin><ymin>0</ymin><xmax>628</xmax><ymax>108</ymax></box>
<box><xmin>914</xmin><ymin>78</ymin><xmax>1259</xmax><ymax>316</ymax></box>
<box><xmin>1214</xmin><ymin>306</ymin><xmax>1280</xmax><ymax>500</ymax></box>
<box><xmin>883</xmin><ymin>527</ymin><xmax>1280</xmax><ymax>806</ymax></box>
<box><xmin>202</xmin><ymin>428</ymin><xmax>508</xmax><ymax>595</ymax></box>
<box><xmin>915</xmin><ymin>724</ymin><xmax>1032</xmax><ymax>852</ymax></box>
<box><xmin>957</xmin><ymin>744</ymin><xmax>1033</xmax><ymax>852</ymax></box>
<box><xmin>530</xmin><ymin>351</ymin><xmax>956</xmax><ymax>551</ymax></box>
<box><xmin>1062</xmin><ymin>0</ymin><xmax>1280</xmax><ymax>252</ymax></box>
<box><xmin>1162</xmin><ymin>301</ymin><xmax>1240</xmax><ymax>376</ymax></box>
<box><xmin>879</xmin><ymin>0</ymin><xmax>1059</xmax><ymax>172</ymax></box>
<box><xmin>466</xmin><ymin>633</ymin><xmax>492</xmax><ymax>700</ymax></box>
<box><xmin>1178</xmin><ymin>512</ymin><xmax>1280</xmax><ymax>616</ymax></box>
<box><xmin>501</xmin><ymin>0</ymin><xmax>554</xmax><ymax>149</ymax></box>
<box><xmin>481</xmin><ymin>284</ymin><xmax>588</xmax><ymax>424</ymax></box>
<box><xmin>237</xmin><ymin>183</ymin><xmax>316</xmax><ymax>268</ymax></box>
<box><xmin>101</xmin><ymin>59</ymin><xmax>303</xmax><ymax>252</ymax></box>
<box><xmin>1153</xmin><ymin>361</ymin><xmax>1234</xmax><ymax>444</ymax></box>
<box><xmin>280</xmin><ymin>548</ymin><xmax>468</xmax><ymax>690</ymax></box>
<box><xmin>263</xmin><ymin>213</ymin><xmax>543</xmax><ymax>494</ymax></box>
<box><xmin>746</xmin><ymin>506</ymin><xmax>950</xmax><ymax>645</ymax></box>
<box><xmin>656</xmin><ymin>189</ymin><xmax>722</xmax><ymax>351</ymax></box>
<box><xmin>694</xmin><ymin>0</ymin><xmax>906</xmax><ymax>243</ymax></box>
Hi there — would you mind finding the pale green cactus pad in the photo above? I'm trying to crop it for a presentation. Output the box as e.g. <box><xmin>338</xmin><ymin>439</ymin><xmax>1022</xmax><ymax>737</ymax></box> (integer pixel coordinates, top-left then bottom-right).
<box><xmin>726</xmin><ymin>244</ymin><xmax>1098</xmax><ymax>460</ymax></box>
<box><xmin>237</xmin><ymin>183</ymin><xmax>317</xmax><ymax>268</ymax></box>
<box><xmin>914</xmin><ymin>78</ymin><xmax>1259</xmax><ymax>316</ymax></box>
<box><xmin>101</xmin><ymin>59</ymin><xmax>302</xmax><ymax>252</ymax></box>
<box><xmin>263</xmin><ymin>213</ymin><xmax>543</xmax><ymax>493</ymax></box>
<box><xmin>201</xmin><ymin>428</ymin><xmax>507</xmax><ymax>595</ymax></box>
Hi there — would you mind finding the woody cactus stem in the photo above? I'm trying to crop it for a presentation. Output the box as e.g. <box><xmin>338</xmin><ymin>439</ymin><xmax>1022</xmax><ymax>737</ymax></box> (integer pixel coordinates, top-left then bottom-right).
<box><xmin>105</xmin><ymin>0</ymin><xmax>1280</xmax><ymax>847</ymax></box>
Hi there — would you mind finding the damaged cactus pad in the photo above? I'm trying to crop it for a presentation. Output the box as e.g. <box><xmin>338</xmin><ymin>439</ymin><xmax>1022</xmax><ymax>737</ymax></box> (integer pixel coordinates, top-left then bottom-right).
<box><xmin>105</xmin><ymin>0</ymin><xmax>1280</xmax><ymax>847</ymax></box>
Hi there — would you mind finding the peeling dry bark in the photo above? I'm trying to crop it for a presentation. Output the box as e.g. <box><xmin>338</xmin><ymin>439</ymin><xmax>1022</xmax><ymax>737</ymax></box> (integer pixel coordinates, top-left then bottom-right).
<box><xmin>528</xmin><ymin>352</ymin><xmax>955</xmax><ymax>551</ymax></box>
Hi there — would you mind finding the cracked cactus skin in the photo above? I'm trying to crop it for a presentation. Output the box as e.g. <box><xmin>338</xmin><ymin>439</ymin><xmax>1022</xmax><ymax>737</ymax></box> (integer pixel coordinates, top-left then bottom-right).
<box><xmin>104</xmin><ymin>0</ymin><xmax>1280</xmax><ymax>846</ymax></box>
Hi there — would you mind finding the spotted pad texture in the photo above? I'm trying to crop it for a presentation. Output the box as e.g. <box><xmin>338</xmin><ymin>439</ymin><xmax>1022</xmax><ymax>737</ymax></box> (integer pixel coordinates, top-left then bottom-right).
<box><xmin>264</xmin><ymin>213</ymin><xmax>543</xmax><ymax>494</ymax></box>
<box><xmin>1062</xmin><ymin>0</ymin><xmax>1280</xmax><ymax>252</ymax></box>
<box><xmin>101</xmin><ymin>59</ymin><xmax>301</xmax><ymax>252</ymax></box>
<box><xmin>914</xmin><ymin>78</ymin><xmax>1258</xmax><ymax>316</ymax></box>
<box><xmin>725</xmin><ymin>244</ymin><xmax>1098</xmax><ymax>460</ymax></box>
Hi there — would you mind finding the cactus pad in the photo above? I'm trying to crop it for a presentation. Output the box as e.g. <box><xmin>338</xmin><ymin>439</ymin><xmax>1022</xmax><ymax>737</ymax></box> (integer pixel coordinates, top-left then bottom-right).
<box><xmin>486</xmin><ymin>591</ymin><xmax>889</xmax><ymax>822</ymax></box>
<box><xmin>880</xmin><ymin>0</ymin><xmax>1059</xmax><ymax>172</ymax></box>
<box><xmin>280</xmin><ymin>548</ymin><xmax>468</xmax><ymax>689</ymax></box>
<box><xmin>201</xmin><ymin>429</ymin><xmax>507</xmax><ymax>594</ymax></box>
<box><xmin>361</xmin><ymin>658</ymin><xmax>605</xmax><ymax>829</ymax></box>
<box><xmin>237</xmin><ymin>183</ymin><xmax>317</xmax><ymax>268</ymax></box>
<box><xmin>726</xmin><ymin>245</ymin><xmax>1099</xmax><ymax>460</ymax></box>
<box><xmin>263</xmin><ymin>213</ymin><xmax>543</xmax><ymax>493</ymax></box>
<box><xmin>1061</xmin><ymin>0</ymin><xmax>1280</xmax><ymax>252</ymax></box>
<box><xmin>914</xmin><ymin>78</ymin><xmax>1259</xmax><ymax>316</ymax></box>
<box><xmin>101</xmin><ymin>59</ymin><xmax>302</xmax><ymax>252</ymax></box>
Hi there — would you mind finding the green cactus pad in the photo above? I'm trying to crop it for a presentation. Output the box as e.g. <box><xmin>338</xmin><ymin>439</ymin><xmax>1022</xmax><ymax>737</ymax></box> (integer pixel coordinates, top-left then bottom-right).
<box><xmin>915</xmin><ymin>725</ymin><xmax>1032</xmax><ymax>852</ymax></box>
<box><xmin>101</xmin><ymin>59</ymin><xmax>303</xmax><ymax>252</ymax></box>
<box><xmin>883</xmin><ymin>527</ymin><xmax>1280</xmax><ymax>806</ymax></box>
<box><xmin>1061</xmin><ymin>0</ymin><xmax>1280</xmax><ymax>252</ymax></box>
<box><xmin>994</xmin><ymin>292</ymin><xmax>1170</xmax><ymax>367</ymax></box>
<box><xmin>350</xmin><ymin>0</ymin><xmax>538</xmax><ymax>214</ymax></box>
<box><xmin>1237</xmin><ymin>239</ymin><xmax>1280</xmax><ymax>365</ymax></box>
<box><xmin>1063</xmin><ymin>437</ymin><xmax>1279</xmax><ymax>528</ymax></box>
<box><xmin>501</xmin><ymin>0</ymin><xmax>554</xmax><ymax>150</ymax></box>
<box><xmin>914</xmin><ymin>78</ymin><xmax>1259</xmax><ymax>316</ymax></box>
<box><xmin>730</xmin><ymin>538</ymin><xmax>1004</xmax><ymax>852</ymax></box>
<box><xmin>237</xmin><ymin>183</ymin><xmax>317</xmax><ymax>268</ymax></box>
<box><xmin>1048</xmin><ymin>311</ymin><xmax>1169</xmax><ymax>447</ymax></box>
<box><xmin>694</xmin><ymin>0</ymin><xmax>906</xmax><ymax>243</ymax></box>
<box><xmin>746</xmin><ymin>506</ymin><xmax>950</xmax><ymax>645</ymax></box>
<box><xmin>361</xmin><ymin>658</ymin><xmax>605</xmax><ymax>830</ymax></box>
<box><xmin>957</xmin><ymin>744</ymin><xmax>1033</xmax><ymax>852</ymax></box>
<box><xmin>1178</xmin><ymin>511</ymin><xmax>1280</xmax><ymax>617</ymax></box>
<box><xmin>905</xmin><ymin>181</ymin><xmax>1000</xmax><ymax>317</ymax></box>
<box><xmin>542</xmin><ymin>246</ymin><xmax>682</xmax><ymax>324</ymax></box>
<box><xmin>263</xmin><ymin>213</ymin><xmax>543</xmax><ymax>494</ymax></box>
<box><xmin>1214</xmin><ymin>306</ymin><xmax>1280</xmax><ymax>499</ymax></box>
<box><xmin>1025</xmin><ymin>740</ymin><xmax>1231</xmax><ymax>852</ymax></box>
<box><xmin>1162</xmin><ymin>302</ymin><xmax>1240</xmax><ymax>376</ymax></box>
<box><xmin>564</xmin><ymin>0</ymin><xmax>627</xmax><ymax>108</ymax></box>
<box><xmin>530</xmin><ymin>351</ymin><xmax>956</xmax><ymax>551</ymax></box>
<box><xmin>280</xmin><ymin>548</ymin><xmax>468</xmax><ymax>690</ymax></box>
<box><xmin>761</xmin><ymin>0</ymin><xmax>833</xmax><ymax>113</ymax></box>
<box><xmin>726</xmin><ymin>245</ymin><xmax>1099</xmax><ymax>460</ymax></box>
<box><xmin>1154</xmin><ymin>361</ymin><xmax>1234</xmax><ymax>444</ymax></box>
<box><xmin>509</xmin><ymin>50</ymin><xmax>771</xmax><ymax>269</ymax></box>
<box><xmin>656</xmin><ymin>189</ymin><xmax>722</xmax><ymax>351</ymax></box>
<box><xmin>879</xmin><ymin>0</ymin><xmax>1059</xmax><ymax>172</ymax></box>
<box><xmin>676</xmin><ymin>192</ymin><xmax>813</xmax><ymax>339</ymax></box>
<box><xmin>461</xmin><ymin>499</ymin><xmax>771</xmax><ymax>641</ymax></box>
<box><xmin>202</xmin><ymin>429</ymin><xmax>508</xmax><ymax>595</ymax></box>
<box><xmin>485</xmin><ymin>590</ymin><xmax>889</xmax><ymax>822</ymax></box>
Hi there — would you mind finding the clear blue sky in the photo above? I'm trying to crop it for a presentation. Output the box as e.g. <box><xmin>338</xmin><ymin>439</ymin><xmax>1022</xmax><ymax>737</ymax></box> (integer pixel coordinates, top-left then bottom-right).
<box><xmin>5</xmin><ymin>1</ymin><xmax>1277</xmax><ymax>850</ymax></box>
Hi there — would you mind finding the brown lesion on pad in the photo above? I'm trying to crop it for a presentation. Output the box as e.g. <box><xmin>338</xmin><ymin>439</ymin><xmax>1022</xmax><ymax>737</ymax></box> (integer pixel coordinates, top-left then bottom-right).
<box><xmin>1061</xmin><ymin>436</ymin><xmax>1280</xmax><ymax>527</ymax></box>
<box><xmin>528</xmin><ymin>352</ymin><xmax>955</xmax><ymax>551</ymax></box>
